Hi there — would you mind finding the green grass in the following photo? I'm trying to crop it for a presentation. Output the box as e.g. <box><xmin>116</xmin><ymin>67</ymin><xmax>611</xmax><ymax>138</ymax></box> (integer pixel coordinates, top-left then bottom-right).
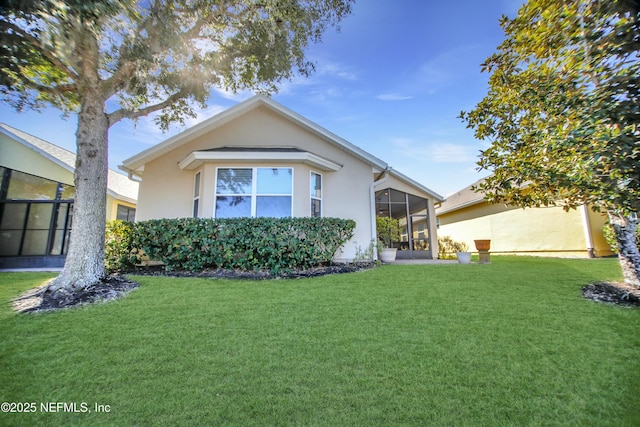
<box><xmin>1</xmin><ymin>257</ymin><xmax>639</xmax><ymax>426</ymax></box>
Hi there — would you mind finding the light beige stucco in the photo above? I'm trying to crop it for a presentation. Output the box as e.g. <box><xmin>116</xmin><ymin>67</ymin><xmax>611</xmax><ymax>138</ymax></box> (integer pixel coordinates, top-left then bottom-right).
<box><xmin>126</xmin><ymin>97</ymin><xmax>443</xmax><ymax>262</ymax></box>
<box><xmin>135</xmin><ymin>107</ymin><xmax>378</xmax><ymax>260</ymax></box>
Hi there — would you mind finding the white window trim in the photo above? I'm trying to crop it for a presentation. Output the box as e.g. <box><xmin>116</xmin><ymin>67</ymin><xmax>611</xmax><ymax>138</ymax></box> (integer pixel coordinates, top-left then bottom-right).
<box><xmin>310</xmin><ymin>171</ymin><xmax>322</xmax><ymax>217</ymax></box>
<box><xmin>193</xmin><ymin>171</ymin><xmax>202</xmax><ymax>218</ymax></box>
<box><xmin>213</xmin><ymin>167</ymin><xmax>294</xmax><ymax>218</ymax></box>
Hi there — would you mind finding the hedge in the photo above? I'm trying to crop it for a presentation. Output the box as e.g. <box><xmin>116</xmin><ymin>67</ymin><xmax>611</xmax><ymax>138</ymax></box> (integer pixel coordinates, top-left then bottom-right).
<box><xmin>105</xmin><ymin>220</ymin><xmax>138</xmax><ymax>272</ymax></box>
<box><xmin>105</xmin><ymin>217</ymin><xmax>356</xmax><ymax>274</ymax></box>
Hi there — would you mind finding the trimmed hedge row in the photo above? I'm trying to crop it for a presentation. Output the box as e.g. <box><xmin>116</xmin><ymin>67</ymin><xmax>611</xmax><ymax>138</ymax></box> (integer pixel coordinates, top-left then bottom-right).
<box><xmin>105</xmin><ymin>217</ymin><xmax>356</xmax><ymax>274</ymax></box>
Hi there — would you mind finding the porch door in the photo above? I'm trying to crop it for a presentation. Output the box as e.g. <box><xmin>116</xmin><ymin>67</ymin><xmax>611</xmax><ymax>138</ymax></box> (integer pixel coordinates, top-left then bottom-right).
<box><xmin>407</xmin><ymin>193</ymin><xmax>430</xmax><ymax>259</ymax></box>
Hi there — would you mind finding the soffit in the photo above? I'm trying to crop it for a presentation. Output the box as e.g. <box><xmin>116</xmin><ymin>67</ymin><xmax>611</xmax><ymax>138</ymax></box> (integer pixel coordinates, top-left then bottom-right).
<box><xmin>179</xmin><ymin>149</ymin><xmax>342</xmax><ymax>172</ymax></box>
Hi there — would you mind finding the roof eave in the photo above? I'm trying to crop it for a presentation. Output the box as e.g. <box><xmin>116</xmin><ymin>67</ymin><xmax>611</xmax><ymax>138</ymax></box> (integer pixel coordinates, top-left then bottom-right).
<box><xmin>0</xmin><ymin>124</ymin><xmax>75</xmax><ymax>174</ymax></box>
<box><xmin>436</xmin><ymin>197</ymin><xmax>486</xmax><ymax>215</ymax></box>
<box><xmin>388</xmin><ymin>168</ymin><xmax>445</xmax><ymax>202</ymax></box>
<box><xmin>120</xmin><ymin>95</ymin><xmax>389</xmax><ymax>172</ymax></box>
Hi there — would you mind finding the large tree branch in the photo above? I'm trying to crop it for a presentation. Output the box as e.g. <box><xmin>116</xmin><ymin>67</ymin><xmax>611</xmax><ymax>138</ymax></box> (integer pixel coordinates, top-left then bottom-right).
<box><xmin>4</xmin><ymin>21</ymin><xmax>79</xmax><ymax>81</ymax></box>
<box><xmin>106</xmin><ymin>89</ymin><xmax>188</xmax><ymax>126</ymax></box>
<box><xmin>101</xmin><ymin>60</ymin><xmax>137</xmax><ymax>98</ymax></box>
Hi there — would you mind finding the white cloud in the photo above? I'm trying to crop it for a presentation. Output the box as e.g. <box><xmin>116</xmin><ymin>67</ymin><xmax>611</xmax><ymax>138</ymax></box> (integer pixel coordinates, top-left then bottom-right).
<box><xmin>316</xmin><ymin>62</ymin><xmax>359</xmax><ymax>81</ymax></box>
<box><xmin>210</xmin><ymin>87</ymin><xmax>253</xmax><ymax>102</ymax></box>
<box><xmin>431</xmin><ymin>143</ymin><xmax>476</xmax><ymax>163</ymax></box>
<box><xmin>375</xmin><ymin>93</ymin><xmax>414</xmax><ymax>101</ymax></box>
<box><xmin>391</xmin><ymin>138</ymin><xmax>476</xmax><ymax>164</ymax></box>
<box><xmin>275</xmin><ymin>59</ymin><xmax>359</xmax><ymax>98</ymax></box>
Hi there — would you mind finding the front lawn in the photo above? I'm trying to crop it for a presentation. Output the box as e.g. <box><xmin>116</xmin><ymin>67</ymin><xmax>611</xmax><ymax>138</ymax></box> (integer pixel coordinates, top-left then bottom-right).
<box><xmin>1</xmin><ymin>257</ymin><xmax>638</xmax><ymax>426</ymax></box>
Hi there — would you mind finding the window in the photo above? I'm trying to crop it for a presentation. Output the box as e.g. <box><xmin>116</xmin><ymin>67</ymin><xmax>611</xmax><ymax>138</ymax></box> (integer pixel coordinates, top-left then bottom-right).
<box><xmin>0</xmin><ymin>167</ymin><xmax>74</xmax><ymax>257</ymax></box>
<box><xmin>6</xmin><ymin>169</ymin><xmax>60</xmax><ymax>200</ymax></box>
<box><xmin>215</xmin><ymin>167</ymin><xmax>292</xmax><ymax>218</ymax></box>
<box><xmin>310</xmin><ymin>171</ymin><xmax>322</xmax><ymax>217</ymax></box>
<box><xmin>116</xmin><ymin>205</ymin><xmax>136</xmax><ymax>221</ymax></box>
<box><xmin>193</xmin><ymin>171</ymin><xmax>201</xmax><ymax>218</ymax></box>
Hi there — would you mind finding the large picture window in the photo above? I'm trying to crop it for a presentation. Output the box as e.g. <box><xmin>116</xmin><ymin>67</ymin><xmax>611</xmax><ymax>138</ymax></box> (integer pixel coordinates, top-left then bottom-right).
<box><xmin>215</xmin><ymin>167</ymin><xmax>292</xmax><ymax>218</ymax></box>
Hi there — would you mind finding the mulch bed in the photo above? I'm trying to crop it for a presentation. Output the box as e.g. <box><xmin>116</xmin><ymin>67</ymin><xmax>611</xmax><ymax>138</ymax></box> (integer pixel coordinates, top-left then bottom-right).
<box><xmin>130</xmin><ymin>262</ymin><xmax>376</xmax><ymax>280</ymax></box>
<box><xmin>13</xmin><ymin>275</ymin><xmax>140</xmax><ymax>314</ymax></box>
<box><xmin>581</xmin><ymin>281</ymin><xmax>640</xmax><ymax>307</ymax></box>
<box><xmin>13</xmin><ymin>263</ymin><xmax>376</xmax><ymax>313</ymax></box>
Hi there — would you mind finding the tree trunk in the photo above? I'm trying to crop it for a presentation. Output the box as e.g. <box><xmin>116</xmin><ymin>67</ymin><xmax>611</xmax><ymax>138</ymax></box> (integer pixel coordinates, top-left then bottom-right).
<box><xmin>47</xmin><ymin>94</ymin><xmax>109</xmax><ymax>299</ymax></box>
<box><xmin>607</xmin><ymin>211</ymin><xmax>640</xmax><ymax>288</ymax></box>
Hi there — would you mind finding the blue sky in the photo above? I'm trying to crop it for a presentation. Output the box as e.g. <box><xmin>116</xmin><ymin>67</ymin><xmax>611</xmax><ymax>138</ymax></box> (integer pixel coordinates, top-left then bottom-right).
<box><xmin>0</xmin><ymin>0</ymin><xmax>523</xmax><ymax>197</ymax></box>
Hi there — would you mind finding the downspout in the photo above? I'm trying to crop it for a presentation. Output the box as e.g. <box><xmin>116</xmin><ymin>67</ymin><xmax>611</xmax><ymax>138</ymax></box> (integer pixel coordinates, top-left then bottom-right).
<box><xmin>370</xmin><ymin>168</ymin><xmax>389</xmax><ymax>261</ymax></box>
<box><xmin>119</xmin><ymin>165</ymin><xmax>143</xmax><ymax>183</ymax></box>
<box><xmin>126</xmin><ymin>172</ymin><xmax>143</xmax><ymax>183</ymax></box>
<box><xmin>581</xmin><ymin>204</ymin><xmax>595</xmax><ymax>258</ymax></box>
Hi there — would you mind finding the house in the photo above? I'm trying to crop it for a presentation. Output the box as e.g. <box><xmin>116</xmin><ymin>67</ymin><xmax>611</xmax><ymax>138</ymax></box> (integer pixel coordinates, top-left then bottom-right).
<box><xmin>120</xmin><ymin>95</ymin><xmax>444</xmax><ymax>261</ymax></box>
<box><xmin>436</xmin><ymin>178</ymin><xmax>614</xmax><ymax>258</ymax></box>
<box><xmin>0</xmin><ymin>123</ymin><xmax>139</xmax><ymax>268</ymax></box>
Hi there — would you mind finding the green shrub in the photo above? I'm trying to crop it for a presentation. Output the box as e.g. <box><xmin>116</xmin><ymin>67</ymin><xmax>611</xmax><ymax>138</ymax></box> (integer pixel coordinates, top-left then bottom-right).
<box><xmin>437</xmin><ymin>235</ymin><xmax>469</xmax><ymax>259</ymax></box>
<box><xmin>132</xmin><ymin>217</ymin><xmax>356</xmax><ymax>274</ymax></box>
<box><xmin>105</xmin><ymin>220</ymin><xmax>139</xmax><ymax>272</ymax></box>
<box><xmin>376</xmin><ymin>216</ymin><xmax>401</xmax><ymax>247</ymax></box>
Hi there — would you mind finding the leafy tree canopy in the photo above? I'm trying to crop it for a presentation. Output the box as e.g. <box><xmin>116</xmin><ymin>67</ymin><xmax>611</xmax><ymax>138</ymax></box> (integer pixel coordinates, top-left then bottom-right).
<box><xmin>461</xmin><ymin>0</ymin><xmax>639</xmax><ymax>216</ymax></box>
<box><xmin>0</xmin><ymin>0</ymin><xmax>353</xmax><ymax>129</ymax></box>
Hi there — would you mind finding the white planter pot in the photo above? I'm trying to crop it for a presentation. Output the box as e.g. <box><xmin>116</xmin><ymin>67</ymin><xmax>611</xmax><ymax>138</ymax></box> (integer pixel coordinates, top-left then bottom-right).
<box><xmin>456</xmin><ymin>251</ymin><xmax>471</xmax><ymax>264</ymax></box>
<box><xmin>379</xmin><ymin>248</ymin><xmax>398</xmax><ymax>263</ymax></box>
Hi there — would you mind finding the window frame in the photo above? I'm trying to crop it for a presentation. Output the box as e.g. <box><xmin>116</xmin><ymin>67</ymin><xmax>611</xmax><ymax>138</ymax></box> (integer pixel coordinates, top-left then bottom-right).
<box><xmin>116</xmin><ymin>204</ymin><xmax>136</xmax><ymax>222</ymax></box>
<box><xmin>310</xmin><ymin>171</ymin><xmax>322</xmax><ymax>217</ymax></box>
<box><xmin>193</xmin><ymin>171</ymin><xmax>201</xmax><ymax>218</ymax></box>
<box><xmin>213</xmin><ymin>167</ymin><xmax>293</xmax><ymax>218</ymax></box>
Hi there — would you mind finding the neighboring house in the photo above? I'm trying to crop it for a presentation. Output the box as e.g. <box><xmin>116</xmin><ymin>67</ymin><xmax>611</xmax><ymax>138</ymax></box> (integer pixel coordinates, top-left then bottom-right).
<box><xmin>120</xmin><ymin>95</ymin><xmax>444</xmax><ymax>261</ymax></box>
<box><xmin>0</xmin><ymin>123</ymin><xmax>139</xmax><ymax>268</ymax></box>
<box><xmin>436</xmin><ymin>178</ymin><xmax>614</xmax><ymax>258</ymax></box>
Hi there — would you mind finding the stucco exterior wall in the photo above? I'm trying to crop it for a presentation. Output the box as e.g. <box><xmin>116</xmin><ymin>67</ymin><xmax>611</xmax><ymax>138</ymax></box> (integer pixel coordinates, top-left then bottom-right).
<box><xmin>0</xmin><ymin>133</ymin><xmax>74</xmax><ymax>185</ymax></box>
<box><xmin>586</xmin><ymin>207</ymin><xmax>614</xmax><ymax>257</ymax></box>
<box><xmin>135</xmin><ymin>106</ymin><xmax>376</xmax><ymax>261</ymax></box>
<box><xmin>438</xmin><ymin>202</ymin><xmax>614</xmax><ymax>257</ymax></box>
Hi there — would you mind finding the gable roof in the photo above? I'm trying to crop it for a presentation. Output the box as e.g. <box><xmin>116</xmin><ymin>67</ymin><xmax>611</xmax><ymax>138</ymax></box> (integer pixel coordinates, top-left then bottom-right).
<box><xmin>0</xmin><ymin>123</ymin><xmax>138</xmax><ymax>203</ymax></box>
<box><xmin>120</xmin><ymin>95</ymin><xmax>443</xmax><ymax>201</ymax></box>
<box><xmin>122</xmin><ymin>95</ymin><xmax>388</xmax><ymax>173</ymax></box>
<box><xmin>436</xmin><ymin>177</ymin><xmax>487</xmax><ymax>215</ymax></box>
<box><xmin>387</xmin><ymin>168</ymin><xmax>444</xmax><ymax>202</ymax></box>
